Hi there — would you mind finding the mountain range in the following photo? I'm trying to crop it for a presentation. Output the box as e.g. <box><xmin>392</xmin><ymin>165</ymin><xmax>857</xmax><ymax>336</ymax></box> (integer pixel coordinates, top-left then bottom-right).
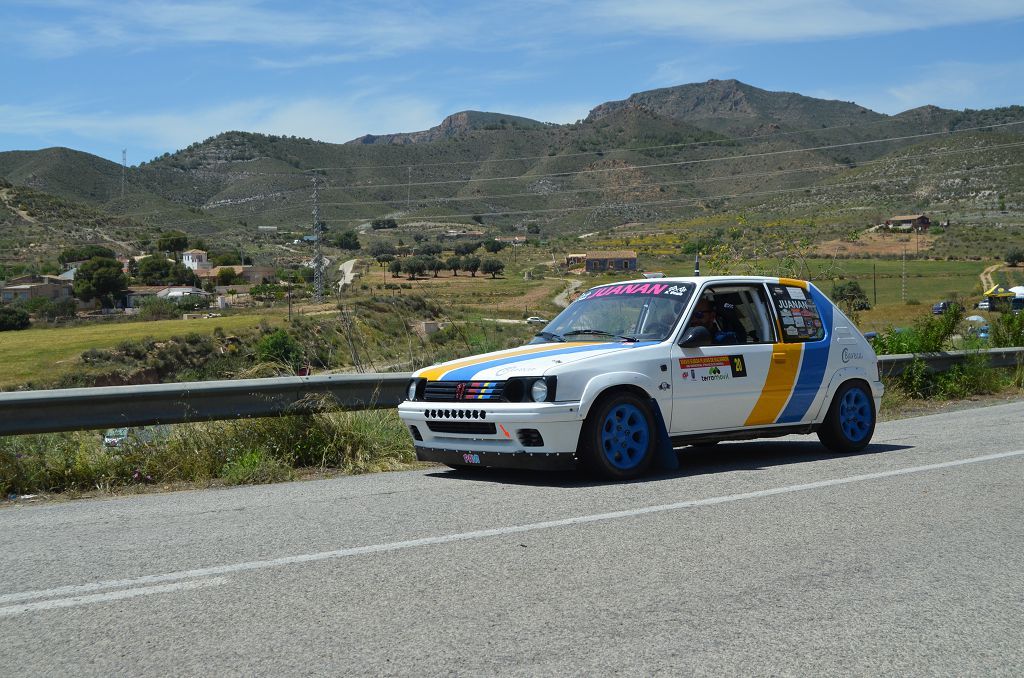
<box><xmin>1</xmin><ymin>79</ymin><xmax>1021</xmax><ymax>264</ymax></box>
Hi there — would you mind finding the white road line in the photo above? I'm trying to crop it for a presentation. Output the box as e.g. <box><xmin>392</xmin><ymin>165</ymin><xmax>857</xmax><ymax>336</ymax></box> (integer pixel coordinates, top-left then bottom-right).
<box><xmin>0</xmin><ymin>577</ymin><xmax>229</xmax><ymax>618</ymax></box>
<box><xmin>2</xmin><ymin>449</ymin><xmax>1021</xmax><ymax>610</ymax></box>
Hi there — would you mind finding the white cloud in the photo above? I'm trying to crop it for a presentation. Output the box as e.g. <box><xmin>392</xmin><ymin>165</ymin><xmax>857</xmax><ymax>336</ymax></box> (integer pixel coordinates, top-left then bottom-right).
<box><xmin>12</xmin><ymin>0</ymin><xmax>457</xmax><ymax>58</ymax></box>
<box><xmin>815</xmin><ymin>60</ymin><xmax>1024</xmax><ymax>113</ymax></box>
<box><xmin>590</xmin><ymin>0</ymin><xmax>1024</xmax><ymax>42</ymax></box>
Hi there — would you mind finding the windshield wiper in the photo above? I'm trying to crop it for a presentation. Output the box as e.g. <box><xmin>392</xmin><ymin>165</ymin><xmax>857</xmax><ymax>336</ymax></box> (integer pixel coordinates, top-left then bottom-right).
<box><xmin>534</xmin><ymin>330</ymin><xmax>565</xmax><ymax>342</ymax></box>
<box><xmin>563</xmin><ymin>329</ymin><xmax>639</xmax><ymax>342</ymax></box>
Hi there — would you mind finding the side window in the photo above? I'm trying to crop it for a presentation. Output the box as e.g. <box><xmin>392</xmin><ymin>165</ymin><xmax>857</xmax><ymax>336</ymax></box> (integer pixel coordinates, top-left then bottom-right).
<box><xmin>686</xmin><ymin>285</ymin><xmax>776</xmax><ymax>345</ymax></box>
<box><xmin>767</xmin><ymin>283</ymin><xmax>825</xmax><ymax>342</ymax></box>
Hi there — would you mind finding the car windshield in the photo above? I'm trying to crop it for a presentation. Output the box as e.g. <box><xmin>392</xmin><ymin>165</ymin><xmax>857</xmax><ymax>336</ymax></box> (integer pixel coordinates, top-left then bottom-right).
<box><xmin>532</xmin><ymin>281</ymin><xmax>694</xmax><ymax>343</ymax></box>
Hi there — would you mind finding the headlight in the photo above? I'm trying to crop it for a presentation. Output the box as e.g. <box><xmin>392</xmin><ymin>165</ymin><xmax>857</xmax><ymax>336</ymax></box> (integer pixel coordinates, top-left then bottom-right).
<box><xmin>530</xmin><ymin>379</ymin><xmax>548</xmax><ymax>402</ymax></box>
<box><xmin>407</xmin><ymin>380</ymin><xmax>418</xmax><ymax>401</ymax></box>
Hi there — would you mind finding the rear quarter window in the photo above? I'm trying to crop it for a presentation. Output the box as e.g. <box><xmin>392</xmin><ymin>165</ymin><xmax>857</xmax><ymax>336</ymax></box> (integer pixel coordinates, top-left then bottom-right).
<box><xmin>767</xmin><ymin>284</ymin><xmax>825</xmax><ymax>342</ymax></box>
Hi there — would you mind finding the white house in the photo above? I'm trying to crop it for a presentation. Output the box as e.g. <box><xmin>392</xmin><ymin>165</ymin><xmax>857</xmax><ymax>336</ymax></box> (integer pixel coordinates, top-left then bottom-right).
<box><xmin>182</xmin><ymin>249</ymin><xmax>212</xmax><ymax>271</ymax></box>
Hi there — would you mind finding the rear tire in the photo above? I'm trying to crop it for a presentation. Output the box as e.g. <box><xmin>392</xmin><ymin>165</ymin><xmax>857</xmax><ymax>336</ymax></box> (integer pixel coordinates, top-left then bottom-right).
<box><xmin>579</xmin><ymin>392</ymin><xmax>656</xmax><ymax>480</ymax></box>
<box><xmin>817</xmin><ymin>381</ymin><xmax>875</xmax><ymax>453</ymax></box>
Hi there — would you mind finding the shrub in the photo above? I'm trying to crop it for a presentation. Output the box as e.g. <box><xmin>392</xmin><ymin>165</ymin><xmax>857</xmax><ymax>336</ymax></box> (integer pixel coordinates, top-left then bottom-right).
<box><xmin>137</xmin><ymin>297</ymin><xmax>179</xmax><ymax>320</ymax></box>
<box><xmin>0</xmin><ymin>306</ymin><xmax>31</xmax><ymax>331</ymax></box>
<box><xmin>989</xmin><ymin>310</ymin><xmax>1024</xmax><ymax>348</ymax></box>
<box><xmin>220</xmin><ymin>450</ymin><xmax>293</xmax><ymax>485</ymax></box>
<box><xmin>257</xmin><ymin>329</ymin><xmax>303</xmax><ymax>369</ymax></box>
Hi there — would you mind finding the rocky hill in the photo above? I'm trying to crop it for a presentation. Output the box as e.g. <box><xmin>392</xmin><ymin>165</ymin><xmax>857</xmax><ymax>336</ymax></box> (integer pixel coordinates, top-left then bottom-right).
<box><xmin>348</xmin><ymin>111</ymin><xmax>550</xmax><ymax>145</ymax></box>
<box><xmin>1</xmin><ymin>79</ymin><xmax>1021</xmax><ymax>267</ymax></box>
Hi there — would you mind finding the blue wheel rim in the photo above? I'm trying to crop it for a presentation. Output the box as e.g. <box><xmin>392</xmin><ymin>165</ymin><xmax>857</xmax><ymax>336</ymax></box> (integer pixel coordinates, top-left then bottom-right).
<box><xmin>839</xmin><ymin>387</ymin><xmax>872</xmax><ymax>442</ymax></box>
<box><xmin>600</xmin><ymin>403</ymin><xmax>650</xmax><ymax>470</ymax></box>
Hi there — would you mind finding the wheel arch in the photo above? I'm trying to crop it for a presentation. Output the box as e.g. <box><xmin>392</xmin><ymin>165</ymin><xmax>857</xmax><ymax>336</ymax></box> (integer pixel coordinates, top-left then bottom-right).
<box><xmin>811</xmin><ymin>370</ymin><xmax>874</xmax><ymax>424</ymax></box>
<box><xmin>578</xmin><ymin>372</ymin><xmax>661</xmax><ymax>420</ymax></box>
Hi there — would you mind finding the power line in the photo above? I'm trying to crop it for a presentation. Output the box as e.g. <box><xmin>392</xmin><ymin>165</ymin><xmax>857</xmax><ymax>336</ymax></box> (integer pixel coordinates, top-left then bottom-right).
<box><xmin>124</xmin><ymin>118</ymin><xmax>1024</xmax><ymax>185</ymax></box>
<box><xmin>310</xmin><ymin>161</ymin><xmax>1024</xmax><ymax>226</ymax></box>
<box><xmin>109</xmin><ymin>141</ymin><xmax>1024</xmax><ymax>231</ymax></box>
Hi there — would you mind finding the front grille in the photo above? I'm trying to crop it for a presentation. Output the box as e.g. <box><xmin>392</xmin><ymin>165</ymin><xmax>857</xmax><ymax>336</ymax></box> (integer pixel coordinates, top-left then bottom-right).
<box><xmin>422</xmin><ymin>409</ymin><xmax>486</xmax><ymax>420</ymax></box>
<box><xmin>424</xmin><ymin>380</ymin><xmax>505</xmax><ymax>402</ymax></box>
<box><xmin>425</xmin><ymin>421</ymin><xmax>497</xmax><ymax>435</ymax></box>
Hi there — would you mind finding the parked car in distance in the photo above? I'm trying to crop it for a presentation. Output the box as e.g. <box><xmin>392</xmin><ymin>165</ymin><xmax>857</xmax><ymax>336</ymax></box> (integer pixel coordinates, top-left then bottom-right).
<box><xmin>526</xmin><ymin>316</ymin><xmax>548</xmax><ymax>324</ymax></box>
<box><xmin>102</xmin><ymin>428</ymin><xmax>129</xmax><ymax>447</ymax></box>
<box><xmin>932</xmin><ymin>300</ymin><xmax>951</xmax><ymax>314</ymax></box>
<box><xmin>975</xmin><ymin>299</ymin><xmax>991</xmax><ymax>311</ymax></box>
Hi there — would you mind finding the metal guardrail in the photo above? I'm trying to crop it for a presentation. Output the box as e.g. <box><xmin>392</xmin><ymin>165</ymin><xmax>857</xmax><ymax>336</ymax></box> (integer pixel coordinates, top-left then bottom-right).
<box><xmin>878</xmin><ymin>347</ymin><xmax>1024</xmax><ymax>377</ymax></box>
<box><xmin>1</xmin><ymin>347</ymin><xmax>1022</xmax><ymax>437</ymax></box>
<box><xmin>0</xmin><ymin>374</ymin><xmax>411</xmax><ymax>437</ymax></box>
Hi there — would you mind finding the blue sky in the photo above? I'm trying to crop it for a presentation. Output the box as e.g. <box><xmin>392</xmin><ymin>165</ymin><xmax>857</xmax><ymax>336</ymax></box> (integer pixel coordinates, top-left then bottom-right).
<box><xmin>2</xmin><ymin>1</ymin><xmax>1022</xmax><ymax>165</ymax></box>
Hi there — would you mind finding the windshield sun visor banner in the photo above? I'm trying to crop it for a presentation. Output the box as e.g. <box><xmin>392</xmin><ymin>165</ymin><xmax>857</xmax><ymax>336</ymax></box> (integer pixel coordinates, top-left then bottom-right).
<box><xmin>576</xmin><ymin>282</ymin><xmax>692</xmax><ymax>301</ymax></box>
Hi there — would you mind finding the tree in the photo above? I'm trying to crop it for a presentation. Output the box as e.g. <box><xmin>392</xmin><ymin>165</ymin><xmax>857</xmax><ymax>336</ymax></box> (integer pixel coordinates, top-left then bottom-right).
<box><xmin>446</xmin><ymin>256</ymin><xmax>463</xmax><ymax>276</ymax></box>
<box><xmin>481</xmin><ymin>258</ymin><xmax>505</xmax><ymax>278</ymax></box>
<box><xmin>483</xmin><ymin>239</ymin><xmax>507</xmax><ymax>254</ymax></box>
<box><xmin>334</xmin><ymin>230</ymin><xmax>361</xmax><ymax>250</ymax></box>
<box><xmin>217</xmin><ymin>268</ymin><xmax>241</xmax><ymax>286</ymax></box>
<box><xmin>58</xmin><ymin>245</ymin><xmax>115</xmax><ymax>265</ymax></box>
<box><xmin>73</xmin><ymin>257</ymin><xmax>128</xmax><ymax>307</ymax></box>
<box><xmin>0</xmin><ymin>307</ymin><xmax>31</xmax><ymax>331</ymax></box>
<box><xmin>1006</xmin><ymin>248</ymin><xmax>1024</xmax><ymax>267</ymax></box>
<box><xmin>212</xmin><ymin>253</ymin><xmax>242</xmax><ymax>266</ymax></box>
<box><xmin>370</xmin><ymin>242</ymin><xmax>397</xmax><ymax>267</ymax></box>
<box><xmin>416</xmin><ymin>242</ymin><xmax>442</xmax><ymax>257</ymax></box>
<box><xmin>137</xmin><ymin>256</ymin><xmax>171</xmax><ymax>285</ymax></box>
<box><xmin>136</xmin><ymin>257</ymin><xmax>196</xmax><ymax>286</ymax></box>
<box><xmin>388</xmin><ymin>259</ymin><xmax>403</xmax><ymax>278</ymax></box>
<box><xmin>426</xmin><ymin>256</ymin><xmax>444</xmax><ymax>277</ymax></box>
<box><xmin>454</xmin><ymin>241</ymin><xmax>480</xmax><ymax>256</ymax></box>
<box><xmin>404</xmin><ymin>256</ymin><xmax>427</xmax><ymax>280</ymax></box>
<box><xmin>463</xmin><ymin>256</ymin><xmax>481</xmax><ymax>277</ymax></box>
<box><xmin>526</xmin><ymin>224</ymin><xmax>540</xmax><ymax>234</ymax></box>
<box><xmin>831</xmin><ymin>280</ymin><xmax>871</xmax><ymax>314</ymax></box>
<box><xmin>371</xmin><ymin>217</ymin><xmax>398</xmax><ymax>230</ymax></box>
<box><xmin>157</xmin><ymin>231</ymin><xmax>188</xmax><ymax>254</ymax></box>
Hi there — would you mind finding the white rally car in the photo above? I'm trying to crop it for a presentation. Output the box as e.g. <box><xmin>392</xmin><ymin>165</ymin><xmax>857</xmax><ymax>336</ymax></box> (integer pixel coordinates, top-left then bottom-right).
<box><xmin>398</xmin><ymin>276</ymin><xmax>883</xmax><ymax>479</ymax></box>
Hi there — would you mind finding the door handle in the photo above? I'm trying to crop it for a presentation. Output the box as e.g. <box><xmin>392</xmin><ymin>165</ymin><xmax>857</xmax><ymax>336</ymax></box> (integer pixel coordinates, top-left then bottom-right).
<box><xmin>772</xmin><ymin>352</ymin><xmax>787</xmax><ymax>363</ymax></box>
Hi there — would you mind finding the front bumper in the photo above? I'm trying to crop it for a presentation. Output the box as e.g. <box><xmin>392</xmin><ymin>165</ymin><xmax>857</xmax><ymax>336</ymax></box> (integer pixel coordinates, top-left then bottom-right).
<box><xmin>415</xmin><ymin>446</ymin><xmax>578</xmax><ymax>470</ymax></box>
<box><xmin>397</xmin><ymin>400</ymin><xmax>585</xmax><ymax>467</ymax></box>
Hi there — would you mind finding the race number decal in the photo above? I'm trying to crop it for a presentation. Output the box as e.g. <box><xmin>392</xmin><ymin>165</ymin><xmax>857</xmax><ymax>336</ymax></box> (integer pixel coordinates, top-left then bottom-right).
<box><xmin>729</xmin><ymin>354</ymin><xmax>747</xmax><ymax>378</ymax></box>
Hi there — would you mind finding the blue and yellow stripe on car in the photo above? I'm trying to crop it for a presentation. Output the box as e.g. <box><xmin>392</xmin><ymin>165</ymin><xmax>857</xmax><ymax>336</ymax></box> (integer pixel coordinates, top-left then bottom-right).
<box><xmin>744</xmin><ymin>279</ymin><xmax>834</xmax><ymax>426</ymax></box>
<box><xmin>419</xmin><ymin>341</ymin><xmax>657</xmax><ymax>382</ymax></box>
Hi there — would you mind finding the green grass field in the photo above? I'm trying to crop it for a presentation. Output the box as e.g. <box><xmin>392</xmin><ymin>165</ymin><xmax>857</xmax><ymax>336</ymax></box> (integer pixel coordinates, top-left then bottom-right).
<box><xmin>0</xmin><ymin>311</ymin><xmax>285</xmax><ymax>388</ymax></box>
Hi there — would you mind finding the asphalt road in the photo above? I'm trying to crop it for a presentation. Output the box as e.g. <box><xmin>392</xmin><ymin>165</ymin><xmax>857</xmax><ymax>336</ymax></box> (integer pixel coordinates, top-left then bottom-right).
<box><xmin>2</xmin><ymin>402</ymin><xmax>1023</xmax><ymax>676</ymax></box>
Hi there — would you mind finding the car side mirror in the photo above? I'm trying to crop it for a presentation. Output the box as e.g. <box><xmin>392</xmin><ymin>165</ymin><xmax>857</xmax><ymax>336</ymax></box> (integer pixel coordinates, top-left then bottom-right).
<box><xmin>679</xmin><ymin>325</ymin><xmax>711</xmax><ymax>347</ymax></box>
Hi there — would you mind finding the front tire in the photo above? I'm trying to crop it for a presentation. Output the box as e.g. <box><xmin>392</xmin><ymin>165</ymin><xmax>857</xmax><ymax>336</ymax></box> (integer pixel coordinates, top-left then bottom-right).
<box><xmin>579</xmin><ymin>392</ymin><xmax>656</xmax><ymax>480</ymax></box>
<box><xmin>817</xmin><ymin>381</ymin><xmax>875</xmax><ymax>453</ymax></box>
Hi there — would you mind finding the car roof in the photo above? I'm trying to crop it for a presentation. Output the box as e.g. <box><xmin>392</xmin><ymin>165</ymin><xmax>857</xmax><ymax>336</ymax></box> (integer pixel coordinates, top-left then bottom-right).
<box><xmin>586</xmin><ymin>275</ymin><xmax>808</xmax><ymax>289</ymax></box>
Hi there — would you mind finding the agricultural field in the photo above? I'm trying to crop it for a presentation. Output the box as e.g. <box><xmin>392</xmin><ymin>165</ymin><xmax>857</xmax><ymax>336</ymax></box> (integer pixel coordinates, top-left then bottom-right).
<box><xmin>0</xmin><ymin>310</ymin><xmax>286</xmax><ymax>388</ymax></box>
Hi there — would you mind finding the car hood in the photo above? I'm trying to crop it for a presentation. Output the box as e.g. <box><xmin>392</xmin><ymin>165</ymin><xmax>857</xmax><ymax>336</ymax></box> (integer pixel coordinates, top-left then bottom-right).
<box><xmin>414</xmin><ymin>340</ymin><xmax>661</xmax><ymax>382</ymax></box>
